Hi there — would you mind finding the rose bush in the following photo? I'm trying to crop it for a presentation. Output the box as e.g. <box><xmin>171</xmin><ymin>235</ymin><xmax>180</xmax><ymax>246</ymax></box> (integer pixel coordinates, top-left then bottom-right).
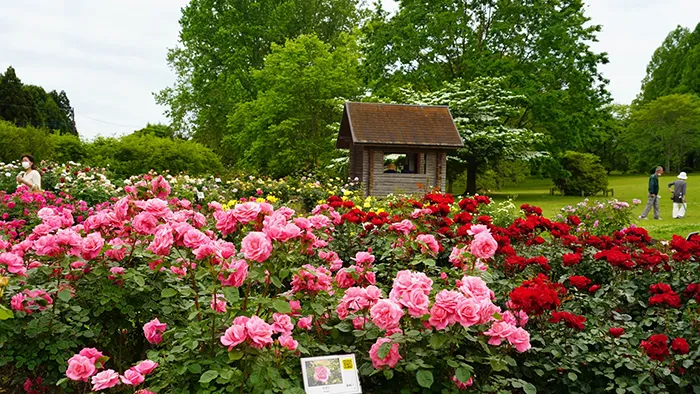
<box><xmin>0</xmin><ymin>176</ymin><xmax>698</xmax><ymax>393</ymax></box>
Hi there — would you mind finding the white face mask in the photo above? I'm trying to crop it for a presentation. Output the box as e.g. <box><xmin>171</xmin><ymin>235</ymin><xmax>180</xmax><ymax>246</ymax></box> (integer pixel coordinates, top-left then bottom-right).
<box><xmin>21</xmin><ymin>161</ymin><xmax>31</xmax><ymax>169</ymax></box>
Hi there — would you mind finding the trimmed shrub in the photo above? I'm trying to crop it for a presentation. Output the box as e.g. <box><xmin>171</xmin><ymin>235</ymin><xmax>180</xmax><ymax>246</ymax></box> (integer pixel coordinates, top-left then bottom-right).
<box><xmin>552</xmin><ymin>151</ymin><xmax>608</xmax><ymax>196</ymax></box>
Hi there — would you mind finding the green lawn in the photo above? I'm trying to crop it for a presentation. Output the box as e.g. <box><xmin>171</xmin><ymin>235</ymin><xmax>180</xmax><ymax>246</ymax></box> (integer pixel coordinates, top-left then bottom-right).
<box><xmin>482</xmin><ymin>174</ymin><xmax>699</xmax><ymax>240</ymax></box>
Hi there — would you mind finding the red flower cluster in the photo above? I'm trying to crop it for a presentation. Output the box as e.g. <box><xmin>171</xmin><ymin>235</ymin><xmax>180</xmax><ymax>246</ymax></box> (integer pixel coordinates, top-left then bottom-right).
<box><xmin>671</xmin><ymin>337</ymin><xmax>690</xmax><ymax>355</ymax></box>
<box><xmin>567</xmin><ymin>275</ymin><xmax>592</xmax><ymax>290</ymax></box>
<box><xmin>326</xmin><ymin>196</ymin><xmax>355</xmax><ymax>210</ymax></box>
<box><xmin>609</xmin><ymin>327</ymin><xmax>624</xmax><ymax>337</ymax></box>
<box><xmin>509</xmin><ymin>274</ymin><xmax>566</xmax><ymax>316</ymax></box>
<box><xmin>562</xmin><ymin>253</ymin><xmax>582</xmax><ymax>267</ymax></box>
<box><xmin>683</xmin><ymin>283</ymin><xmax>700</xmax><ymax>303</ymax></box>
<box><xmin>594</xmin><ymin>247</ymin><xmax>634</xmax><ymax>269</ymax></box>
<box><xmin>549</xmin><ymin>311</ymin><xmax>586</xmax><ymax>330</ymax></box>
<box><xmin>504</xmin><ymin>255</ymin><xmax>550</xmax><ymax>272</ymax></box>
<box><xmin>520</xmin><ymin>204</ymin><xmax>543</xmax><ymax>216</ymax></box>
<box><xmin>670</xmin><ymin>235</ymin><xmax>700</xmax><ymax>261</ymax></box>
<box><xmin>649</xmin><ymin>283</ymin><xmax>681</xmax><ymax>308</ymax></box>
<box><xmin>641</xmin><ymin>334</ymin><xmax>669</xmax><ymax>361</ymax></box>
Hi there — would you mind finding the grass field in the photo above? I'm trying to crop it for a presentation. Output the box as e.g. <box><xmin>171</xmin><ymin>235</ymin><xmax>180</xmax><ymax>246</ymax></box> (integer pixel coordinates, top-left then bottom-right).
<box><xmin>481</xmin><ymin>174</ymin><xmax>698</xmax><ymax>240</ymax></box>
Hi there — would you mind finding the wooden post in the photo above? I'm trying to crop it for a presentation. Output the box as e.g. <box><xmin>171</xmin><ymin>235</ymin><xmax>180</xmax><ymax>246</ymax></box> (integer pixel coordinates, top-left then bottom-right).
<box><xmin>436</xmin><ymin>151</ymin><xmax>443</xmax><ymax>191</ymax></box>
<box><xmin>368</xmin><ymin>150</ymin><xmax>374</xmax><ymax>196</ymax></box>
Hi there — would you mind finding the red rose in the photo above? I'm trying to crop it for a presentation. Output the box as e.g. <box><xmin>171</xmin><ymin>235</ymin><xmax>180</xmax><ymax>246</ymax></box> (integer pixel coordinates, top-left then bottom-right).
<box><xmin>549</xmin><ymin>311</ymin><xmax>586</xmax><ymax>331</ymax></box>
<box><xmin>562</xmin><ymin>253</ymin><xmax>582</xmax><ymax>267</ymax></box>
<box><xmin>568</xmin><ymin>275</ymin><xmax>592</xmax><ymax>290</ymax></box>
<box><xmin>588</xmin><ymin>284</ymin><xmax>601</xmax><ymax>293</ymax></box>
<box><xmin>671</xmin><ymin>338</ymin><xmax>689</xmax><ymax>355</ymax></box>
<box><xmin>609</xmin><ymin>327</ymin><xmax>624</xmax><ymax>337</ymax></box>
<box><xmin>641</xmin><ymin>334</ymin><xmax>669</xmax><ymax>361</ymax></box>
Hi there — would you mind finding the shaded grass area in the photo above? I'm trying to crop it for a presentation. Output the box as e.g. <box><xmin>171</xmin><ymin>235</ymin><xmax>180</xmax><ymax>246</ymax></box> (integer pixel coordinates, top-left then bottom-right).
<box><xmin>477</xmin><ymin>175</ymin><xmax>699</xmax><ymax>240</ymax></box>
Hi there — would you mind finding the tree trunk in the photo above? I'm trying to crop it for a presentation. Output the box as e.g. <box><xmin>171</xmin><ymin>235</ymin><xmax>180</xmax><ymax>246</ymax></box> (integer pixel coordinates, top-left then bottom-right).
<box><xmin>447</xmin><ymin>179</ymin><xmax>454</xmax><ymax>194</ymax></box>
<box><xmin>463</xmin><ymin>156</ymin><xmax>478</xmax><ymax>196</ymax></box>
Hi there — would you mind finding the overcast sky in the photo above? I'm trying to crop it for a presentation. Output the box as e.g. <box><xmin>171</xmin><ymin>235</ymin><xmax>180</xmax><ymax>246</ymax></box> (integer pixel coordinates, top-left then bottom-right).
<box><xmin>1</xmin><ymin>1</ymin><xmax>699</xmax><ymax>139</ymax></box>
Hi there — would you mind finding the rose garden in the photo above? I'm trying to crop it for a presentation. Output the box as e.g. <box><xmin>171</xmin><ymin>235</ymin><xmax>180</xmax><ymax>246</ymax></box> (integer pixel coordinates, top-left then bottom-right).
<box><xmin>0</xmin><ymin>165</ymin><xmax>699</xmax><ymax>394</ymax></box>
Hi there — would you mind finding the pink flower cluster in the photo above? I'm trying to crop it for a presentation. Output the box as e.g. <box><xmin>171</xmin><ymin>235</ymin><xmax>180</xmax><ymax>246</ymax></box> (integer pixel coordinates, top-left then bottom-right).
<box><xmin>388</xmin><ymin>219</ymin><xmax>416</xmax><ymax>235</ymax></box>
<box><xmin>389</xmin><ymin>270</ymin><xmax>433</xmax><ymax>317</ymax></box>
<box><xmin>483</xmin><ymin>320</ymin><xmax>531</xmax><ymax>352</ymax></box>
<box><xmin>416</xmin><ymin>234</ymin><xmax>439</xmax><ymax>255</ymax></box>
<box><xmin>291</xmin><ymin>264</ymin><xmax>332</xmax><ymax>294</ymax></box>
<box><xmin>10</xmin><ymin>289</ymin><xmax>52</xmax><ymax>314</ymax></box>
<box><xmin>0</xmin><ymin>251</ymin><xmax>26</xmax><ymax>276</ymax></box>
<box><xmin>221</xmin><ymin>314</ymin><xmax>298</xmax><ymax>351</ymax></box>
<box><xmin>335</xmin><ymin>251</ymin><xmax>377</xmax><ymax>288</ymax></box>
<box><xmin>369</xmin><ymin>337</ymin><xmax>402</xmax><ymax>369</ymax></box>
<box><xmin>66</xmin><ymin>347</ymin><xmax>157</xmax><ymax>391</ymax></box>
<box><xmin>337</xmin><ymin>285</ymin><xmax>382</xmax><ymax>319</ymax></box>
<box><xmin>429</xmin><ymin>276</ymin><xmax>499</xmax><ymax>330</ymax></box>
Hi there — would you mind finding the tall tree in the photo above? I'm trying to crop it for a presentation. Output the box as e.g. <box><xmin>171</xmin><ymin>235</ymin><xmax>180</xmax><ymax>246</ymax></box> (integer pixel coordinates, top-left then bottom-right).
<box><xmin>639</xmin><ymin>23</ymin><xmax>700</xmax><ymax>103</ymax></box>
<box><xmin>156</xmin><ymin>0</ymin><xmax>363</xmax><ymax>152</ymax></box>
<box><xmin>626</xmin><ymin>94</ymin><xmax>700</xmax><ymax>173</ymax></box>
<box><xmin>362</xmin><ymin>0</ymin><xmax>610</xmax><ymax>151</ymax></box>
<box><xmin>404</xmin><ymin>77</ymin><xmax>544</xmax><ymax>195</ymax></box>
<box><xmin>226</xmin><ymin>34</ymin><xmax>361</xmax><ymax>177</ymax></box>
<box><xmin>0</xmin><ymin>66</ymin><xmax>32</xmax><ymax>127</ymax></box>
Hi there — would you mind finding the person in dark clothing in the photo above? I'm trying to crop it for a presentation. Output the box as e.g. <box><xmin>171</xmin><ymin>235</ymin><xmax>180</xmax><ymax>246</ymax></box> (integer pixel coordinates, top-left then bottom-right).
<box><xmin>639</xmin><ymin>166</ymin><xmax>663</xmax><ymax>220</ymax></box>
<box><xmin>668</xmin><ymin>172</ymin><xmax>688</xmax><ymax>219</ymax></box>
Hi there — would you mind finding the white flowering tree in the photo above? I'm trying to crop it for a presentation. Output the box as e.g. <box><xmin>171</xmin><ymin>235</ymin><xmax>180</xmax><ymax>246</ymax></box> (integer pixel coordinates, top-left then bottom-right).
<box><xmin>403</xmin><ymin>77</ymin><xmax>545</xmax><ymax>195</ymax></box>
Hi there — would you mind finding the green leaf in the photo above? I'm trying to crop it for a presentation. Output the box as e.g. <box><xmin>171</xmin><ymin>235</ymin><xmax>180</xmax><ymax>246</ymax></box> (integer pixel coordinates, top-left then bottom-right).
<box><xmin>57</xmin><ymin>290</ymin><xmax>72</xmax><ymax>302</ymax></box>
<box><xmin>335</xmin><ymin>321</ymin><xmax>353</xmax><ymax>333</ymax></box>
<box><xmin>416</xmin><ymin>370</ymin><xmax>433</xmax><ymax>388</ymax></box>
<box><xmin>0</xmin><ymin>304</ymin><xmax>13</xmax><ymax>320</ymax></box>
<box><xmin>377</xmin><ymin>342</ymin><xmax>392</xmax><ymax>359</ymax></box>
<box><xmin>682</xmin><ymin>359</ymin><xmax>693</xmax><ymax>368</ymax></box>
<box><xmin>422</xmin><ymin>258</ymin><xmax>436</xmax><ymax>266</ymax></box>
<box><xmin>429</xmin><ymin>333</ymin><xmax>448</xmax><ymax>349</ymax></box>
<box><xmin>133</xmin><ymin>275</ymin><xmax>145</xmax><ymax>288</ymax></box>
<box><xmin>383</xmin><ymin>369</ymin><xmax>394</xmax><ymax>380</ymax></box>
<box><xmin>188</xmin><ymin>363</ymin><xmax>202</xmax><ymax>374</ymax></box>
<box><xmin>272</xmin><ymin>299</ymin><xmax>292</xmax><ymax>314</ymax></box>
<box><xmin>55</xmin><ymin>377</ymin><xmax>68</xmax><ymax>386</ymax></box>
<box><xmin>568</xmin><ymin>372</ymin><xmax>577</xmax><ymax>381</ymax></box>
<box><xmin>523</xmin><ymin>382</ymin><xmax>537</xmax><ymax>394</ymax></box>
<box><xmin>671</xmin><ymin>374</ymin><xmax>681</xmax><ymax>384</ymax></box>
<box><xmin>229</xmin><ymin>350</ymin><xmax>244</xmax><ymax>361</ymax></box>
<box><xmin>455</xmin><ymin>367</ymin><xmax>471</xmax><ymax>383</ymax></box>
<box><xmin>161</xmin><ymin>288</ymin><xmax>178</xmax><ymax>298</ymax></box>
<box><xmin>199</xmin><ymin>370</ymin><xmax>219</xmax><ymax>384</ymax></box>
<box><xmin>270</xmin><ymin>275</ymin><xmax>283</xmax><ymax>288</ymax></box>
<box><xmin>490</xmin><ymin>359</ymin><xmax>507</xmax><ymax>372</ymax></box>
<box><xmin>222</xmin><ymin>287</ymin><xmax>239</xmax><ymax>303</ymax></box>
<box><xmin>628</xmin><ymin>386</ymin><xmax>642</xmax><ymax>394</ymax></box>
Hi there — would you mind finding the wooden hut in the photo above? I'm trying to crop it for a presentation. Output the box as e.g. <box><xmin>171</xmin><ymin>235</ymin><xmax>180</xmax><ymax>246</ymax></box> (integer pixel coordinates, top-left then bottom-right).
<box><xmin>336</xmin><ymin>102</ymin><xmax>464</xmax><ymax>197</ymax></box>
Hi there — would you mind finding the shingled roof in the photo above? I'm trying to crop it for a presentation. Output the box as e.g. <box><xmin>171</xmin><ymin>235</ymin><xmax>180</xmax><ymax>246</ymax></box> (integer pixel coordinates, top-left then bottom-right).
<box><xmin>336</xmin><ymin>102</ymin><xmax>464</xmax><ymax>149</ymax></box>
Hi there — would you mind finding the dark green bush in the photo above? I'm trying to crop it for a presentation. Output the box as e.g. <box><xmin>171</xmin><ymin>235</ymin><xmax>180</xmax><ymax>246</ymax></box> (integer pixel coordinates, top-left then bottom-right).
<box><xmin>551</xmin><ymin>151</ymin><xmax>608</xmax><ymax>196</ymax></box>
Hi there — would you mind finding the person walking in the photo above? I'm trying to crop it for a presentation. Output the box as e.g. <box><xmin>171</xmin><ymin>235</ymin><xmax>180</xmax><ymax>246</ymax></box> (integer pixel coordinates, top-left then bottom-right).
<box><xmin>639</xmin><ymin>166</ymin><xmax>663</xmax><ymax>220</ymax></box>
<box><xmin>668</xmin><ymin>172</ymin><xmax>688</xmax><ymax>219</ymax></box>
<box><xmin>15</xmin><ymin>154</ymin><xmax>42</xmax><ymax>192</ymax></box>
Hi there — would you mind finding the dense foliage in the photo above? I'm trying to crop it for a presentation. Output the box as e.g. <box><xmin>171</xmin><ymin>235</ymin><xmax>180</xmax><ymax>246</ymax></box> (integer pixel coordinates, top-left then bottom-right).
<box><xmin>1</xmin><ymin>175</ymin><xmax>699</xmax><ymax>393</ymax></box>
<box><xmin>551</xmin><ymin>152</ymin><xmax>609</xmax><ymax>196</ymax></box>
<box><xmin>0</xmin><ymin>66</ymin><xmax>77</xmax><ymax>135</ymax></box>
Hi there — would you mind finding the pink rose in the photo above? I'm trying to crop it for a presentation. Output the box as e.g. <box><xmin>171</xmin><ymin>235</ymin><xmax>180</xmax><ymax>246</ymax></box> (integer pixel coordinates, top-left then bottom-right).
<box><xmin>308</xmin><ymin>215</ymin><xmax>332</xmax><ymax>229</ymax></box>
<box><xmin>279</xmin><ymin>335</ymin><xmax>298</xmax><ymax>351</ymax></box>
<box><xmin>120</xmin><ymin>369</ymin><xmax>145</xmax><ymax>386</ymax></box>
<box><xmin>211</xmin><ymin>294</ymin><xmax>227</xmax><ymax>313</ymax></box>
<box><xmin>66</xmin><ymin>355</ymin><xmax>96</xmax><ymax>382</ymax></box>
<box><xmin>233</xmin><ymin>202</ymin><xmax>262</xmax><ymax>224</ymax></box>
<box><xmin>388</xmin><ymin>219</ymin><xmax>416</xmax><ymax>235</ymax></box>
<box><xmin>272</xmin><ymin>313</ymin><xmax>294</xmax><ymax>335</ymax></box>
<box><xmin>192</xmin><ymin>212</ymin><xmax>207</xmax><ymax>228</ymax></box>
<box><xmin>132</xmin><ymin>212</ymin><xmax>159</xmax><ymax>235</ymax></box>
<box><xmin>507</xmin><ymin>327</ymin><xmax>531</xmax><ymax>352</ymax></box>
<box><xmin>91</xmin><ymin>369</ymin><xmax>120</xmax><ymax>391</ymax></box>
<box><xmin>79</xmin><ymin>348</ymin><xmax>104</xmax><ymax>365</ymax></box>
<box><xmin>219</xmin><ymin>259</ymin><xmax>249</xmax><ymax>287</ymax></box>
<box><xmin>143</xmin><ymin>318</ymin><xmax>167</xmax><ymax>345</ymax></box>
<box><xmin>10</xmin><ymin>293</ymin><xmax>26</xmax><ymax>312</ymax></box>
<box><xmin>240</xmin><ymin>232</ymin><xmax>272</xmax><ymax>263</ymax></box>
<box><xmin>416</xmin><ymin>234</ymin><xmax>439</xmax><ymax>254</ymax></box>
<box><xmin>483</xmin><ymin>321</ymin><xmax>517</xmax><ymax>346</ymax></box>
<box><xmin>183</xmin><ymin>229</ymin><xmax>210</xmax><ymax>249</ymax></box>
<box><xmin>214</xmin><ymin>210</ymin><xmax>238</xmax><ymax>236</ymax></box>
<box><xmin>0</xmin><ymin>252</ymin><xmax>26</xmax><ymax>276</ymax></box>
<box><xmin>369</xmin><ymin>338</ymin><xmax>402</xmax><ymax>369</ymax></box>
<box><xmin>297</xmin><ymin>316</ymin><xmax>313</xmax><ymax>330</ymax></box>
<box><xmin>245</xmin><ymin>316</ymin><xmax>273</xmax><ymax>349</ymax></box>
<box><xmin>477</xmin><ymin>299</ymin><xmax>500</xmax><ymax>325</ymax></box>
<box><xmin>133</xmin><ymin>360</ymin><xmax>158</xmax><ymax>375</ymax></box>
<box><xmin>33</xmin><ymin>234</ymin><xmax>61</xmax><ymax>257</ymax></box>
<box><xmin>455</xmin><ymin>298</ymin><xmax>481</xmax><ymax>327</ymax></box>
<box><xmin>352</xmin><ymin>251</ymin><xmax>375</xmax><ymax>267</ymax></box>
<box><xmin>400</xmin><ymin>289</ymin><xmax>430</xmax><ymax>318</ymax></box>
<box><xmin>458</xmin><ymin>276</ymin><xmax>494</xmax><ymax>301</ymax></box>
<box><xmin>370</xmin><ymin>299</ymin><xmax>403</xmax><ymax>331</ymax></box>
<box><xmin>452</xmin><ymin>375</ymin><xmax>474</xmax><ymax>389</ymax></box>
<box><xmin>469</xmin><ymin>233</ymin><xmax>498</xmax><ymax>259</ymax></box>
<box><xmin>467</xmin><ymin>224</ymin><xmax>490</xmax><ymax>236</ymax></box>
<box><xmin>353</xmin><ymin>316</ymin><xmax>368</xmax><ymax>330</ymax></box>
<box><xmin>147</xmin><ymin>225</ymin><xmax>173</xmax><ymax>256</ymax></box>
<box><xmin>428</xmin><ymin>305</ymin><xmax>451</xmax><ymax>330</ymax></box>
<box><xmin>334</xmin><ymin>269</ymin><xmax>356</xmax><ymax>289</ymax></box>
<box><xmin>434</xmin><ymin>290</ymin><xmax>464</xmax><ymax>315</ymax></box>
<box><xmin>221</xmin><ymin>324</ymin><xmax>247</xmax><ymax>350</ymax></box>
<box><xmin>314</xmin><ymin>365</ymin><xmax>330</xmax><ymax>383</ymax></box>
<box><xmin>106</xmin><ymin>238</ymin><xmax>128</xmax><ymax>261</ymax></box>
<box><xmin>80</xmin><ymin>233</ymin><xmax>104</xmax><ymax>261</ymax></box>
<box><xmin>293</xmin><ymin>217</ymin><xmax>311</xmax><ymax>230</ymax></box>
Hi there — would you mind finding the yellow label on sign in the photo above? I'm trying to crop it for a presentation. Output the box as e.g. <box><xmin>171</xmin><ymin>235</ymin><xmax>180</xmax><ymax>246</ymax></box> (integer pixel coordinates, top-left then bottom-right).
<box><xmin>341</xmin><ymin>358</ymin><xmax>354</xmax><ymax>370</ymax></box>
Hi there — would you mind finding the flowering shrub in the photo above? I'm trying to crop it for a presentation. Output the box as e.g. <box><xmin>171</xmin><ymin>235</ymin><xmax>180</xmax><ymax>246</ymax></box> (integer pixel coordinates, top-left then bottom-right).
<box><xmin>557</xmin><ymin>198</ymin><xmax>641</xmax><ymax>236</ymax></box>
<box><xmin>0</xmin><ymin>179</ymin><xmax>699</xmax><ymax>393</ymax></box>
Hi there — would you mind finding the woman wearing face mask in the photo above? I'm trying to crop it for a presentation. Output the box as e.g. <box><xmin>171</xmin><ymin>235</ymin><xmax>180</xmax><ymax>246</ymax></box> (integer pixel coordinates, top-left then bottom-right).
<box><xmin>15</xmin><ymin>154</ymin><xmax>42</xmax><ymax>192</ymax></box>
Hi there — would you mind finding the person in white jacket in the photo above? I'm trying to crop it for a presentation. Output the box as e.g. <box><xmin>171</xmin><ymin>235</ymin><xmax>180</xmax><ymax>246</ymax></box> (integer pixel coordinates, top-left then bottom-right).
<box><xmin>668</xmin><ymin>172</ymin><xmax>688</xmax><ymax>219</ymax></box>
<box><xmin>15</xmin><ymin>154</ymin><xmax>42</xmax><ymax>192</ymax></box>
